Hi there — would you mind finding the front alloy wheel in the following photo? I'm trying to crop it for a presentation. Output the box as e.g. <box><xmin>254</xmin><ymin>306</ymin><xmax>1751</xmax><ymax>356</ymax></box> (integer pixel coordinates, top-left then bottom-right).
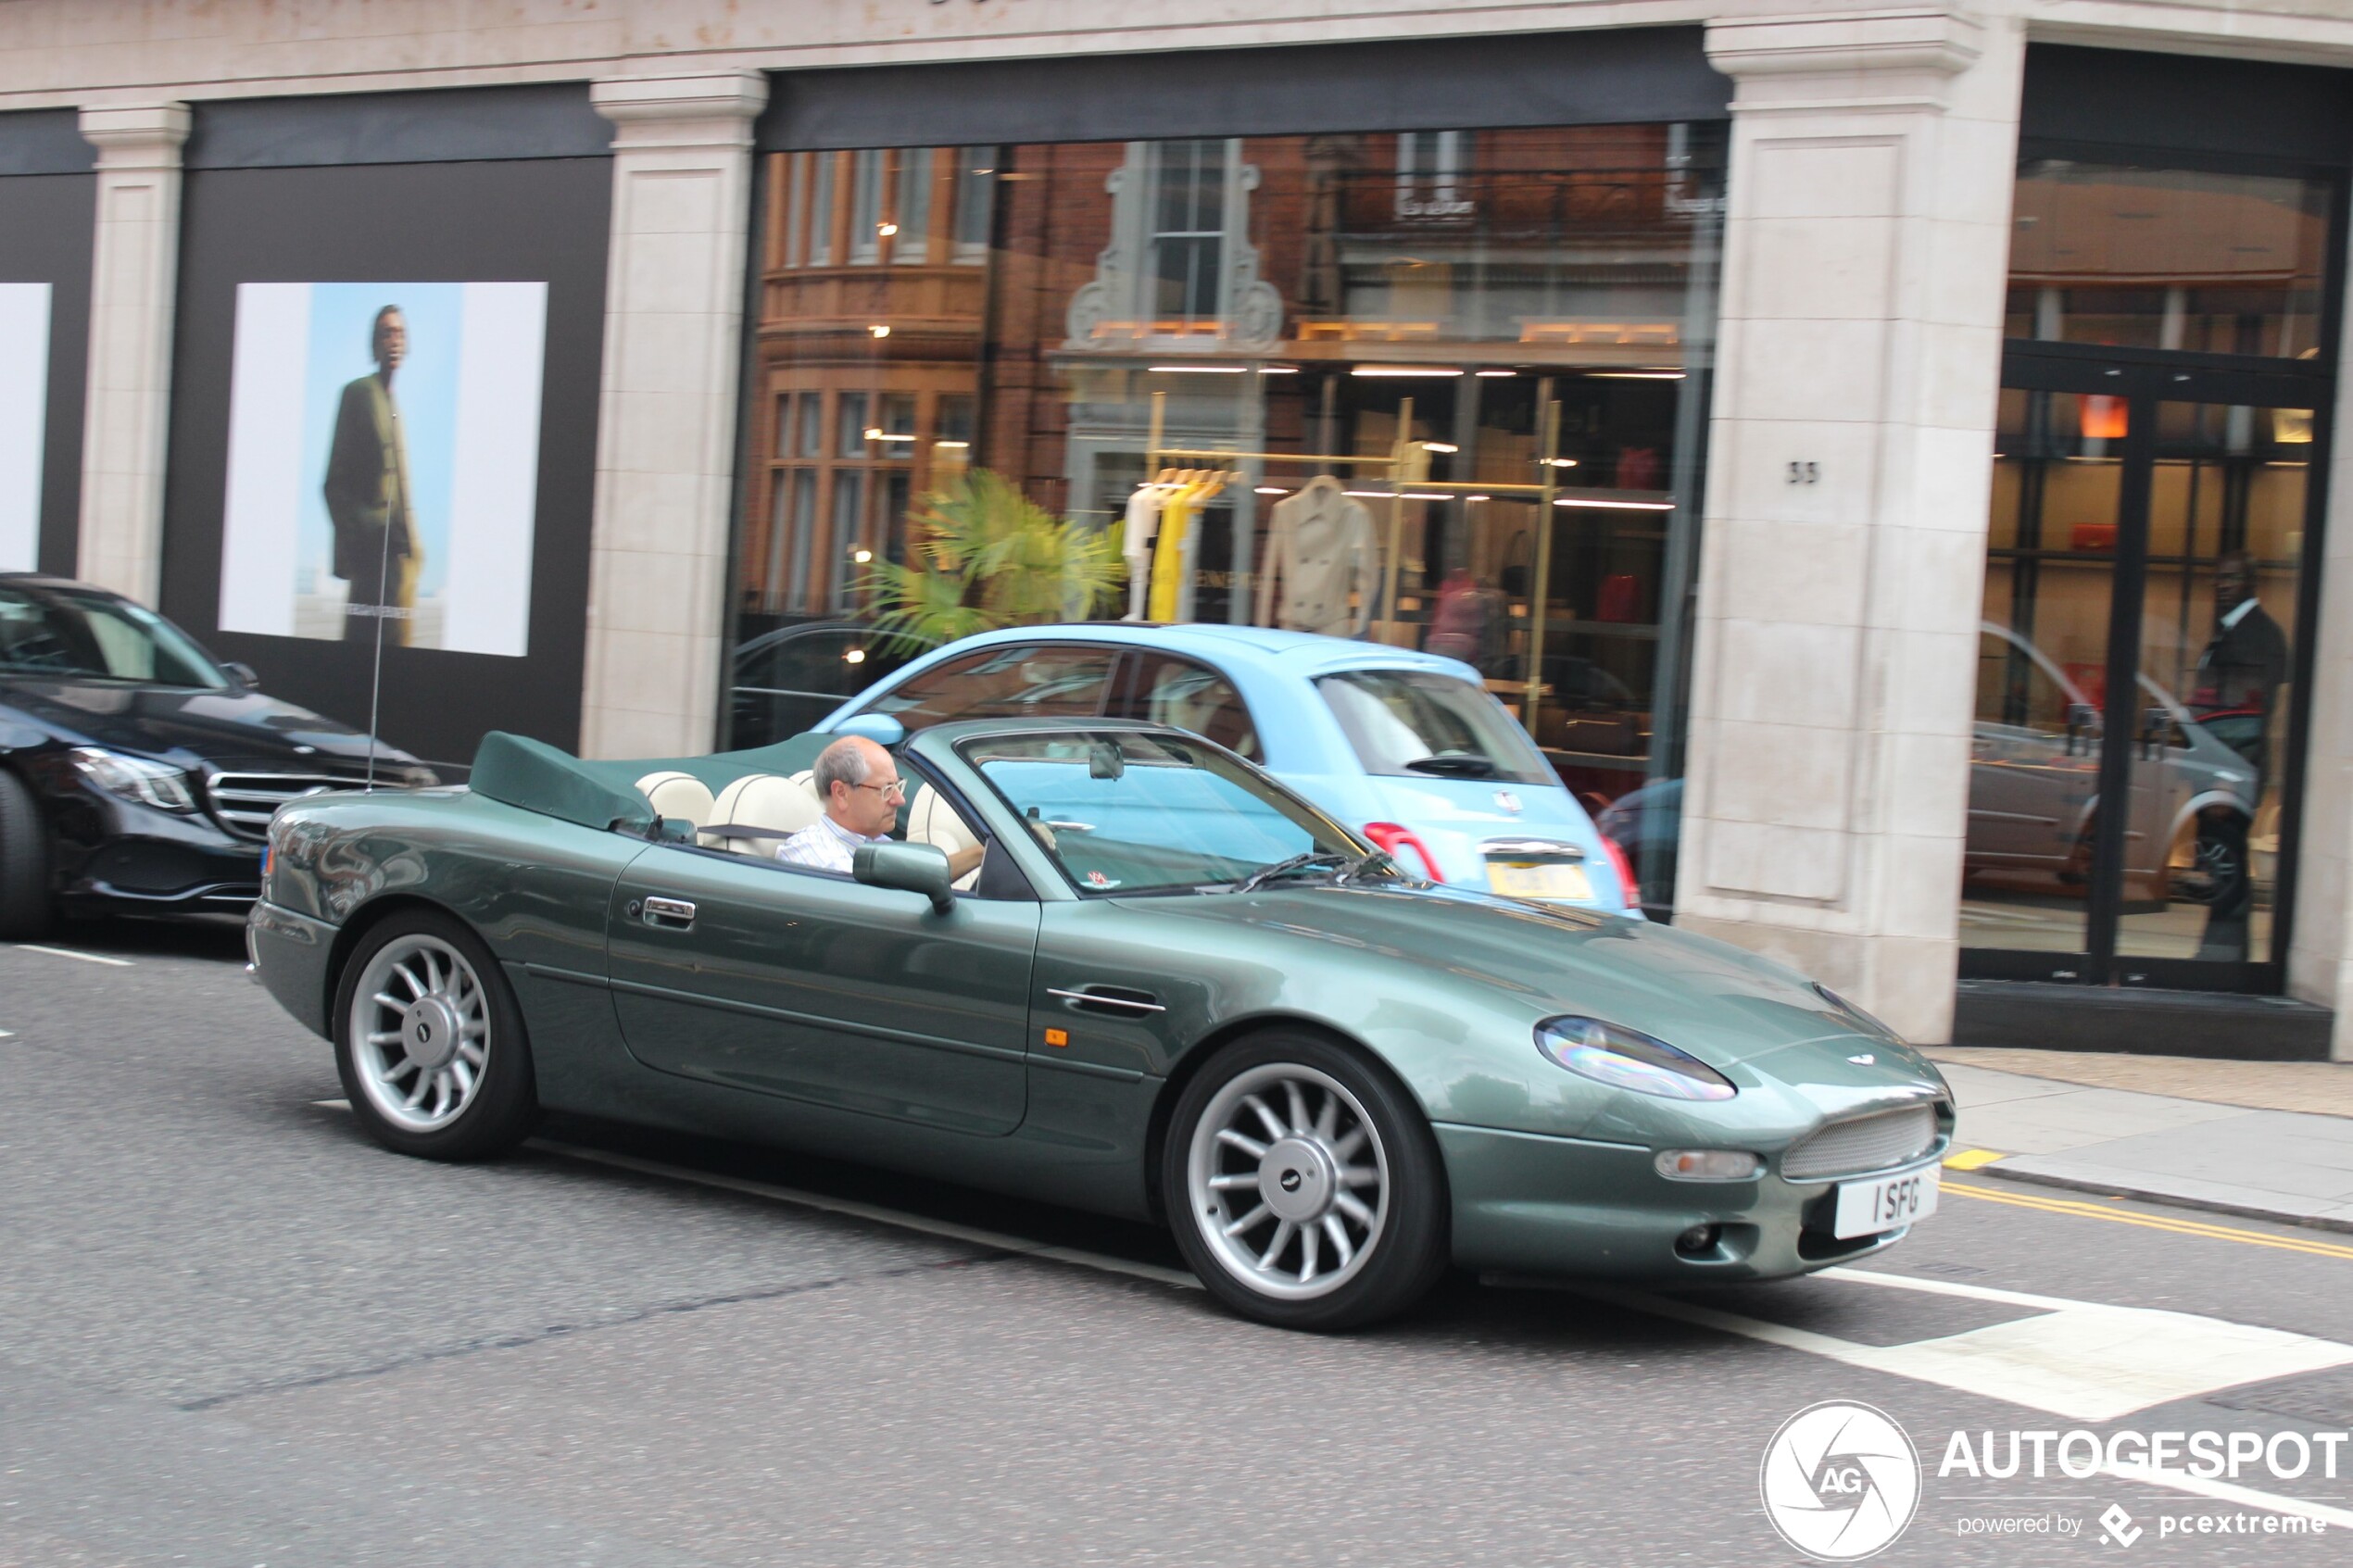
<box><xmin>1166</xmin><ymin>1032</ymin><xmax>1447</xmax><ymax>1330</ymax></box>
<box><xmin>333</xmin><ymin>909</ymin><xmax>538</xmax><ymax>1160</ymax></box>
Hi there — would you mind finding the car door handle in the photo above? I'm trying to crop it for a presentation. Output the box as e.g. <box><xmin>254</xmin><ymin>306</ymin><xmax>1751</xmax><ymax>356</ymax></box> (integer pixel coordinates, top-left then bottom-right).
<box><xmin>635</xmin><ymin>896</ymin><xmax>697</xmax><ymax>930</ymax></box>
<box><xmin>1048</xmin><ymin>985</ymin><xmax>1166</xmax><ymax>1015</ymax></box>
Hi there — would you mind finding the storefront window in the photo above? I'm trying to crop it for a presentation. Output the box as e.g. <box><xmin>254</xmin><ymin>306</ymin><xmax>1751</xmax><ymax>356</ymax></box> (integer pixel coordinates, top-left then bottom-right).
<box><xmin>2005</xmin><ymin>160</ymin><xmax>2332</xmax><ymax>358</ymax></box>
<box><xmin>734</xmin><ymin>122</ymin><xmax>1725</xmax><ymax>911</ymax></box>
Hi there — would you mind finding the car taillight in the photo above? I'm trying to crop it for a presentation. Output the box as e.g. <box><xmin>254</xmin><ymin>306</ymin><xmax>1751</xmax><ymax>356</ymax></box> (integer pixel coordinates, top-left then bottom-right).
<box><xmin>1600</xmin><ymin>833</ymin><xmax>1638</xmax><ymax>908</ymax></box>
<box><xmin>1363</xmin><ymin>822</ymin><xmax>1444</xmax><ymax>882</ymax></box>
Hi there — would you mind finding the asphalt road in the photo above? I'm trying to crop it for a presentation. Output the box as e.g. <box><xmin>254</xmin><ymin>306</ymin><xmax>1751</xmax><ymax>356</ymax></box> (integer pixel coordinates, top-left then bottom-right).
<box><xmin>6</xmin><ymin>919</ymin><xmax>2353</xmax><ymax>1566</ymax></box>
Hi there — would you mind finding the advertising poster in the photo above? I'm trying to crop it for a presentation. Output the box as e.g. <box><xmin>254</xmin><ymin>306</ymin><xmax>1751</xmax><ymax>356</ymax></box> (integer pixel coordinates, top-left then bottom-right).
<box><xmin>218</xmin><ymin>281</ymin><xmax>547</xmax><ymax>656</ymax></box>
<box><xmin>0</xmin><ymin>282</ymin><xmax>50</xmax><ymax>572</ymax></box>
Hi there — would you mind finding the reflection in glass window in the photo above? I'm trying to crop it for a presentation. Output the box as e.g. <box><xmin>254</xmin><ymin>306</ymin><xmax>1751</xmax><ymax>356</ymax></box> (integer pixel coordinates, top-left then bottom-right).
<box><xmin>1152</xmin><ymin>139</ymin><xmax>1227</xmax><ymax>326</ymax></box>
<box><xmin>829</xmin><ymin>470</ymin><xmax>867</xmax><ymax>609</ymax></box>
<box><xmin>953</xmin><ymin>147</ymin><xmax>998</xmax><ymax>260</ymax></box>
<box><xmin>849</xmin><ymin>149</ymin><xmax>887</xmax><ymax>263</ymax></box>
<box><xmin>734</xmin><ymin>122</ymin><xmax>1727</xmax><ymax>914</ymax></box>
<box><xmin>807</xmin><ymin>153</ymin><xmax>836</xmax><ymax>265</ymax></box>
<box><xmin>837</xmin><ymin>392</ymin><xmax>870</xmax><ymax>458</ymax></box>
<box><xmin>2006</xmin><ymin>160</ymin><xmax>2331</xmax><ymax>358</ymax></box>
<box><xmin>894</xmin><ymin>148</ymin><xmax>934</xmax><ymax>263</ymax></box>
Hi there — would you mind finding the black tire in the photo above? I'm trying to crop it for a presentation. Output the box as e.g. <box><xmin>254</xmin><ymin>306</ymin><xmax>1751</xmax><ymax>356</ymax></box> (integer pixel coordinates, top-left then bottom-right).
<box><xmin>0</xmin><ymin>769</ymin><xmax>52</xmax><ymax>941</ymax></box>
<box><xmin>1163</xmin><ymin>1029</ymin><xmax>1449</xmax><ymax>1331</ymax></box>
<box><xmin>332</xmin><ymin>908</ymin><xmax>539</xmax><ymax>1161</ymax></box>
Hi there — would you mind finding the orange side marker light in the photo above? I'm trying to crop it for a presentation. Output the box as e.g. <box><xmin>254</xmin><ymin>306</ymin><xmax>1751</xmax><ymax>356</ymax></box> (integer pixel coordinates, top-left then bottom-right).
<box><xmin>1043</xmin><ymin>1027</ymin><xmax>1069</xmax><ymax>1048</ymax></box>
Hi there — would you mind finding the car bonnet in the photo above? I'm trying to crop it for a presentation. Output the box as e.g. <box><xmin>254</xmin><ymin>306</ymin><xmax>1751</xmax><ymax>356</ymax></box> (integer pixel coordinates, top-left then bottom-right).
<box><xmin>1146</xmin><ymin>881</ymin><xmax>1915</xmax><ymax>1071</ymax></box>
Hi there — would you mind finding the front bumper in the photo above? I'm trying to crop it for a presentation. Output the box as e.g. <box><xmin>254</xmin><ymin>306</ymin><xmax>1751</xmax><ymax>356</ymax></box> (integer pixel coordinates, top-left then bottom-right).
<box><xmin>247</xmin><ymin>898</ymin><xmax>338</xmax><ymax>1039</ymax></box>
<box><xmin>46</xmin><ymin>784</ymin><xmax>266</xmax><ymax>916</ymax></box>
<box><xmin>1438</xmin><ymin>1123</ymin><xmax>1919</xmax><ymax>1283</ymax></box>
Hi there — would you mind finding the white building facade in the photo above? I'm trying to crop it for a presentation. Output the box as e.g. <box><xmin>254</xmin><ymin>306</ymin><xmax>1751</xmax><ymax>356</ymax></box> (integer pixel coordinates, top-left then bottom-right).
<box><xmin>3</xmin><ymin>1</ymin><xmax>2350</xmax><ymax>1055</ymax></box>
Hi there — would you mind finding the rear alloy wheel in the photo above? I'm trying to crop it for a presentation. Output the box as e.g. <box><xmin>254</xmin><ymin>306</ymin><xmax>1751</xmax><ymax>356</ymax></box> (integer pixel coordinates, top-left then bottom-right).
<box><xmin>1165</xmin><ymin>1031</ymin><xmax>1447</xmax><ymax>1330</ymax></box>
<box><xmin>0</xmin><ymin>770</ymin><xmax>52</xmax><ymax>940</ymax></box>
<box><xmin>333</xmin><ymin>910</ymin><xmax>538</xmax><ymax>1160</ymax></box>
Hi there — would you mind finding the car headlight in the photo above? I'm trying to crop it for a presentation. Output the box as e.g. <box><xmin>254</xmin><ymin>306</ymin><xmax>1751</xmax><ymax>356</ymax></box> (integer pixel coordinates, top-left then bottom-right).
<box><xmin>1536</xmin><ymin>1016</ymin><xmax>1736</xmax><ymax>1101</ymax></box>
<box><xmin>1812</xmin><ymin>982</ymin><xmax>1903</xmax><ymax>1043</ymax></box>
<box><xmin>68</xmin><ymin>746</ymin><xmax>198</xmax><ymax>813</ymax></box>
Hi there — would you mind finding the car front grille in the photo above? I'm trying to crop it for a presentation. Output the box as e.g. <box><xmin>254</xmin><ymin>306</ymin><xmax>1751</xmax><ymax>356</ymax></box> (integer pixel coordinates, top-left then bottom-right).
<box><xmin>205</xmin><ymin>772</ymin><xmax>357</xmax><ymax>841</ymax></box>
<box><xmin>1782</xmin><ymin>1104</ymin><xmax>1938</xmax><ymax>1181</ymax></box>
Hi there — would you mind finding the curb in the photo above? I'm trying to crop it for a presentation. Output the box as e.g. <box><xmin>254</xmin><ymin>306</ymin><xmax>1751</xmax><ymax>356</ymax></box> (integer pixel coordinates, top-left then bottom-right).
<box><xmin>1974</xmin><ymin>1159</ymin><xmax>2353</xmax><ymax>1237</ymax></box>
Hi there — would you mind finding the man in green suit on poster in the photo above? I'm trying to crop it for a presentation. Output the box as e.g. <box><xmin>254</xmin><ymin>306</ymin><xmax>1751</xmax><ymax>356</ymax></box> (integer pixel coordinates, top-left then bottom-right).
<box><xmin>322</xmin><ymin>305</ymin><xmax>423</xmax><ymax>646</ymax></box>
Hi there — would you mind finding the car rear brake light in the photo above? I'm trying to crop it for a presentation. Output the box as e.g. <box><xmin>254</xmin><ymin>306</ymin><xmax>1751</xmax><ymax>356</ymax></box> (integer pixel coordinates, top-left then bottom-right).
<box><xmin>1363</xmin><ymin>822</ymin><xmax>1444</xmax><ymax>882</ymax></box>
<box><xmin>1600</xmin><ymin>832</ymin><xmax>1638</xmax><ymax>908</ymax></box>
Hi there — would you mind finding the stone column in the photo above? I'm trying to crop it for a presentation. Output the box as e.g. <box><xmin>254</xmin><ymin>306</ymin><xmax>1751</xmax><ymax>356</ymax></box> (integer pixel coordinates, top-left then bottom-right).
<box><xmin>1674</xmin><ymin>10</ymin><xmax>2024</xmax><ymax>1043</ymax></box>
<box><xmin>2287</xmin><ymin>285</ymin><xmax>2353</xmax><ymax>1060</ymax></box>
<box><xmin>75</xmin><ymin>103</ymin><xmax>189</xmax><ymax>603</ymax></box>
<box><xmin>580</xmin><ymin>70</ymin><xmax>767</xmax><ymax>759</ymax></box>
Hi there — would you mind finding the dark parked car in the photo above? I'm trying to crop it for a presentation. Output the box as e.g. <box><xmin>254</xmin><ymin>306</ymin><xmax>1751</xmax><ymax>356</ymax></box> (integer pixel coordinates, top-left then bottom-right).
<box><xmin>0</xmin><ymin>573</ymin><xmax>434</xmax><ymax>938</ymax></box>
<box><xmin>728</xmin><ymin>621</ymin><xmax>933</xmax><ymax>749</ymax></box>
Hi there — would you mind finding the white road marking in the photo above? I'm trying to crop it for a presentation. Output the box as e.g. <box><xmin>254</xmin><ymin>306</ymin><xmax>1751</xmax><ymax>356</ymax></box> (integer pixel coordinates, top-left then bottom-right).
<box><xmin>1584</xmin><ymin>1265</ymin><xmax>2353</xmax><ymax>1424</ymax></box>
<box><xmin>12</xmin><ymin>945</ymin><xmax>132</xmax><ymax>967</ymax></box>
<box><xmin>306</xmin><ymin>1098</ymin><xmax>1196</xmax><ymax>1290</ymax></box>
<box><xmin>2101</xmin><ymin>1462</ymin><xmax>2353</xmax><ymax>1529</ymax></box>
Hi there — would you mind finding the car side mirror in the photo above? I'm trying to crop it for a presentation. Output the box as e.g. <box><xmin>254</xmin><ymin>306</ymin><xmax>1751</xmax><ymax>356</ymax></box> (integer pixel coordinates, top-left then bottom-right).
<box><xmin>222</xmin><ymin>660</ymin><xmax>261</xmax><ymax>689</ymax></box>
<box><xmin>854</xmin><ymin>840</ymin><xmax>954</xmax><ymax>912</ymax></box>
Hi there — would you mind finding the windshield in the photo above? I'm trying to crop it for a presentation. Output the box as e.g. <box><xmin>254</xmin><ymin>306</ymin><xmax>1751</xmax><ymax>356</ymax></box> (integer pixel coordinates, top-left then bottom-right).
<box><xmin>958</xmin><ymin>729</ymin><xmax>1376</xmax><ymax>896</ymax></box>
<box><xmin>0</xmin><ymin>584</ymin><xmax>231</xmax><ymax>688</ymax></box>
<box><xmin>1315</xmin><ymin>670</ymin><xmax>1553</xmax><ymax>784</ymax></box>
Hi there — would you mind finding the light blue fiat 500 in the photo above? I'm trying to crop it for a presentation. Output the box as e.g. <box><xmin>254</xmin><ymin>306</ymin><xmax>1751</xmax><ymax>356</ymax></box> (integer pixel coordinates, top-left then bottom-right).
<box><xmin>814</xmin><ymin>623</ymin><xmax>1638</xmax><ymax>914</ymax></box>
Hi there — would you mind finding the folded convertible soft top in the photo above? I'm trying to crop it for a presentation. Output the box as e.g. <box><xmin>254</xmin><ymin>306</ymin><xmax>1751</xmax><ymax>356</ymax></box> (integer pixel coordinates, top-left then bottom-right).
<box><xmin>469</xmin><ymin>730</ymin><xmax>835</xmax><ymax>831</ymax></box>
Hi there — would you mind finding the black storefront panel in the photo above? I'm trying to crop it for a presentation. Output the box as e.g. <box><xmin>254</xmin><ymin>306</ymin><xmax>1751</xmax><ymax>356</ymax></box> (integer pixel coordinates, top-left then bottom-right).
<box><xmin>0</xmin><ymin>109</ymin><xmax>95</xmax><ymax>578</ymax></box>
<box><xmin>159</xmin><ymin>91</ymin><xmax>610</xmax><ymax>768</ymax></box>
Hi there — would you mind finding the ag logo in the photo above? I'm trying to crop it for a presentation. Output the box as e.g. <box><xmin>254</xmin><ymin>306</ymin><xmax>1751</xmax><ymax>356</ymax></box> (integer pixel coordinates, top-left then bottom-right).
<box><xmin>1759</xmin><ymin>1400</ymin><xmax>1920</xmax><ymax>1561</ymax></box>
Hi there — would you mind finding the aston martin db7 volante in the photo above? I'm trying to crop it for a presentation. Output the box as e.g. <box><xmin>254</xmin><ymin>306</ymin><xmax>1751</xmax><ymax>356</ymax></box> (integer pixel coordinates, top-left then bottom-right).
<box><xmin>247</xmin><ymin>717</ymin><xmax>1953</xmax><ymax>1329</ymax></box>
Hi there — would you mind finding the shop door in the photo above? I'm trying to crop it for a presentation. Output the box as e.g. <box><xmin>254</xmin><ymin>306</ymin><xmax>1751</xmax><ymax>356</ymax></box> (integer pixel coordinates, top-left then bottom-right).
<box><xmin>1961</xmin><ymin>353</ymin><xmax>2322</xmax><ymax>990</ymax></box>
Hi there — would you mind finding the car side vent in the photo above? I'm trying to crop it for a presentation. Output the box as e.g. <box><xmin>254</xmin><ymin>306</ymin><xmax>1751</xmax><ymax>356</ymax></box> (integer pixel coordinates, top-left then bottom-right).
<box><xmin>1047</xmin><ymin>985</ymin><xmax>1167</xmax><ymax>1017</ymax></box>
<box><xmin>1781</xmin><ymin>1104</ymin><xmax>1936</xmax><ymax>1182</ymax></box>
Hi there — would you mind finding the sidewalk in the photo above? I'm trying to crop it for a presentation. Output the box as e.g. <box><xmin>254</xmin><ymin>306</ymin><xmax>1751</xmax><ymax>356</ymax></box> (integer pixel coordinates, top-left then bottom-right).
<box><xmin>1925</xmin><ymin>1049</ymin><xmax>2353</xmax><ymax>1232</ymax></box>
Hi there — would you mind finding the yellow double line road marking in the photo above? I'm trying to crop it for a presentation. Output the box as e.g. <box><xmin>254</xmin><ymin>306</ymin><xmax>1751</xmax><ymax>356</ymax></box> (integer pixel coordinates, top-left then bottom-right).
<box><xmin>1945</xmin><ymin>1177</ymin><xmax>2353</xmax><ymax>1261</ymax></box>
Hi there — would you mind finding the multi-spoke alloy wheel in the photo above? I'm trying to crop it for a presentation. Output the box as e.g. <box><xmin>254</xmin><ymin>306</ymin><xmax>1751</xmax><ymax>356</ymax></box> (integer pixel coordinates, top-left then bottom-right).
<box><xmin>333</xmin><ymin>910</ymin><xmax>538</xmax><ymax>1160</ymax></box>
<box><xmin>1189</xmin><ymin>1062</ymin><xmax>1388</xmax><ymax>1300</ymax></box>
<box><xmin>1165</xmin><ymin>1031</ymin><xmax>1448</xmax><ymax>1330</ymax></box>
<box><xmin>349</xmin><ymin>935</ymin><xmax>490</xmax><ymax>1132</ymax></box>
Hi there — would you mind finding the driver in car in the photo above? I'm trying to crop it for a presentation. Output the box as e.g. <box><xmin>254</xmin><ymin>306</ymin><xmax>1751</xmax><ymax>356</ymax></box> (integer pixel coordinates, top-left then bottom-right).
<box><xmin>776</xmin><ymin>735</ymin><xmax>986</xmax><ymax>882</ymax></box>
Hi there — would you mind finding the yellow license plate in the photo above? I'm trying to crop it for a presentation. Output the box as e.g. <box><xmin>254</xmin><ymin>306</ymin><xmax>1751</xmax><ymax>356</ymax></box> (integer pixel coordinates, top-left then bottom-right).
<box><xmin>1487</xmin><ymin>861</ymin><xmax>1592</xmax><ymax>900</ymax></box>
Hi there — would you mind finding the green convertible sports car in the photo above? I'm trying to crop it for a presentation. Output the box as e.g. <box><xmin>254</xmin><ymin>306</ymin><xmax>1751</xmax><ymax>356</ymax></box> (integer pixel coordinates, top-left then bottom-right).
<box><xmin>246</xmin><ymin>715</ymin><xmax>1953</xmax><ymax>1329</ymax></box>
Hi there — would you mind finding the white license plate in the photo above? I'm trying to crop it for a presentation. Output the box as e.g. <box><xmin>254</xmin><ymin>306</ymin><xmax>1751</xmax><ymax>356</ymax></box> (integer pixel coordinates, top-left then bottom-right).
<box><xmin>1487</xmin><ymin>860</ymin><xmax>1592</xmax><ymax>900</ymax></box>
<box><xmin>1832</xmin><ymin>1160</ymin><xmax>1941</xmax><ymax>1238</ymax></box>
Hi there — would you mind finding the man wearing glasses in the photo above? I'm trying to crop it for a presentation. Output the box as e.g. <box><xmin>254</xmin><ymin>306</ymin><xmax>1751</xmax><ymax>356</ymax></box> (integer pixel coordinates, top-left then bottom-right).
<box><xmin>775</xmin><ymin>734</ymin><xmax>986</xmax><ymax>882</ymax></box>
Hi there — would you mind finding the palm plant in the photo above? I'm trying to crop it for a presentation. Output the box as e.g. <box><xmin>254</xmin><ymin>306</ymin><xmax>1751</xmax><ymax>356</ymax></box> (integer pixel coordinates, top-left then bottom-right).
<box><xmin>860</xmin><ymin>468</ymin><xmax>1125</xmax><ymax>650</ymax></box>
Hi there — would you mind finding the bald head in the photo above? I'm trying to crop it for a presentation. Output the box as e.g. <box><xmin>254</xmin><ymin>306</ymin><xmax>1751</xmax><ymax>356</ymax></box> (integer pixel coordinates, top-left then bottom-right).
<box><xmin>814</xmin><ymin>734</ymin><xmax>901</xmax><ymax>837</ymax></box>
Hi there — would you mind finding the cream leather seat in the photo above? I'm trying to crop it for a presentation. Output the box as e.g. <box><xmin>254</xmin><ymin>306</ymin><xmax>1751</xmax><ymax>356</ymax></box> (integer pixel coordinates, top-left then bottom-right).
<box><xmin>905</xmin><ymin>782</ymin><xmax>984</xmax><ymax>892</ymax></box>
<box><xmin>635</xmin><ymin>771</ymin><xmax>715</xmax><ymax>834</ymax></box>
<box><xmin>704</xmin><ymin>772</ymin><xmax>822</xmax><ymax>856</ymax></box>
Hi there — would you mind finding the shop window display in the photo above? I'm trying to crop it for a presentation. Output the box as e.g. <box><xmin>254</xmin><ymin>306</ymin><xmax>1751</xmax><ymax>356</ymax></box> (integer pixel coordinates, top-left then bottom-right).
<box><xmin>733</xmin><ymin>124</ymin><xmax>1725</xmax><ymax>911</ymax></box>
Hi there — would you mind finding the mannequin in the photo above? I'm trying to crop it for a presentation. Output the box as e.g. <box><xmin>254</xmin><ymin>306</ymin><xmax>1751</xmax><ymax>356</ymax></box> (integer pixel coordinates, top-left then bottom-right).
<box><xmin>1254</xmin><ymin>474</ymin><xmax>1376</xmax><ymax>636</ymax></box>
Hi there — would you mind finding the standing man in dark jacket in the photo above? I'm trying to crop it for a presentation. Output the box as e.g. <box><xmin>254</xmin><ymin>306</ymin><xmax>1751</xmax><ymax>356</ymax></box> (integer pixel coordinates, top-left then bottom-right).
<box><xmin>2196</xmin><ymin>549</ymin><xmax>2289</xmax><ymax>771</ymax></box>
<box><xmin>2193</xmin><ymin>548</ymin><xmax>2289</xmax><ymax>960</ymax></box>
<box><xmin>322</xmin><ymin>305</ymin><xmax>422</xmax><ymax>646</ymax></box>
